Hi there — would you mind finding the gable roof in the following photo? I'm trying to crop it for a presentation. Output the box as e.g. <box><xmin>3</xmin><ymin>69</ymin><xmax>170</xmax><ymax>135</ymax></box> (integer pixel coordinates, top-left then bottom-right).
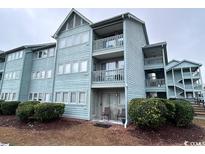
<box><xmin>1</xmin><ymin>43</ymin><xmax>55</xmax><ymax>55</ymax></box>
<box><xmin>53</xmin><ymin>8</ymin><xmax>93</xmax><ymax>38</ymax></box>
<box><xmin>167</xmin><ymin>59</ymin><xmax>202</xmax><ymax>71</ymax></box>
<box><xmin>91</xmin><ymin>12</ymin><xmax>149</xmax><ymax>45</ymax></box>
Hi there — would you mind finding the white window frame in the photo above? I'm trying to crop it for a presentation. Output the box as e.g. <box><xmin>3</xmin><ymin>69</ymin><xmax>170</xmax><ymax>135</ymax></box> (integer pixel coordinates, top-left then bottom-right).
<box><xmin>29</xmin><ymin>93</ymin><xmax>33</xmax><ymax>100</ymax></box>
<box><xmin>72</xmin><ymin>62</ymin><xmax>79</xmax><ymax>73</ymax></box>
<box><xmin>41</xmin><ymin>71</ymin><xmax>46</xmax><ymax>79</ymax></box>
<box><xmin>46</xmin><ymin>70</ymin><xmax>52</xmax><ymax>78</ymax></box>
<box><xmin>80</xmin><ymin>61</ymin><xmax>88</xmax><ymax>72</ymax></box>
<box><xmin>79</xmin><ymin>92</ymin><xmax>86</xmax><ymax>104</ymax></box>
<box><xmin>58</xmin><ymin>65</ymin><xmax>64</xmax><ymax>74</ymax></box>
<box><xmin>19</xmin><ymin>51</ymin><xmax>23</xmax><ymax>59</ymax></box>
<box><xmin>70</xmin><ymin>92</ymin><xmax>77</xmax><ymax>104</ymax></box>
<box><xmin>45</xmin><ymin>93</ymin><xmax>51</xmax><ymax>102</ymax></box>
<box><xmin>64</xmin><ymin>63</ymin><xmax>71</xmax><ymax>74</ymax></box>
<box><xmin>55</xmin><ymin>92</ymin><xmax>62</xmax><ymax>102</ymax></box>
<box><xmin>62</xmin><ymin>92</ymin><xmax>69</xmax><ymax>104</ymax></box>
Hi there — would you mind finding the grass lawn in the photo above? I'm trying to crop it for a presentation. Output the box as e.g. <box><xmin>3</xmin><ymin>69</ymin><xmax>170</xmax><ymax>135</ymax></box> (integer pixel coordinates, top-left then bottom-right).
<box><xmin>0</xmin><ymin>116</ymin><xmax>205</xmax><ymax>146</ymax></box>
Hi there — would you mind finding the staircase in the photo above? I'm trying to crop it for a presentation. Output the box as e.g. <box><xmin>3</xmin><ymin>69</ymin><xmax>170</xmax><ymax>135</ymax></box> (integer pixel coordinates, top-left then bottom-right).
<box><xmin>192</xmin><ymin>103</ymin><xmax>205</xmax><ymax>119</ymax></box>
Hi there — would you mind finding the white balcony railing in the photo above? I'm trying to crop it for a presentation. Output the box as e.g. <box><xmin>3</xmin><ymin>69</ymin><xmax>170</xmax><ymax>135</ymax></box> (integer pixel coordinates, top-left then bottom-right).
<box><xmin>144</xmin><ymin>56</ymin><xmax>163</xmax><ymax>66</ymax></box>
<box><xmin>93</xmin><ymin>34</ymin><xmax>123</xmax><ymax>51</ymax></box>
<box><xmin>185</xmin><ymin>84</ymin><xmax>193</xmax><ymax>89</ymax></box>
<box><xmin>92</xmin><ymin>69</ymin><xmax>124</xmax><ymax>82</ymax></box>
<box><xmin>145</xmin><ymin>79</ymin><xmax>165</xmax><ymax>87</ymax></box>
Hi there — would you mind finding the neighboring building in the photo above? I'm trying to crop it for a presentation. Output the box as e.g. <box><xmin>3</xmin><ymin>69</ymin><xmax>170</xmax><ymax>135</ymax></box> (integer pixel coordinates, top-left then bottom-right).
<box><xmin>0</xmin><ymin>9</ymin><xmax>203</xmax><ymax>126</ymax></box>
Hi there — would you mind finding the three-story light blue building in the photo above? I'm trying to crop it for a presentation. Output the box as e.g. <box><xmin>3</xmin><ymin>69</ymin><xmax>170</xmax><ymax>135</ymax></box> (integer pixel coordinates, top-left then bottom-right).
<box><xmin>0</xmin><ymin>9</ymin><xmax>203</xmax><ymax>126</ymax></box>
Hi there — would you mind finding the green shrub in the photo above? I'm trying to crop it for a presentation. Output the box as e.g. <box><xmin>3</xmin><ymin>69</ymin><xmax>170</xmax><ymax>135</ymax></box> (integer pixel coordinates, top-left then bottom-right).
<box><xmin>171</xmin><ymin>99</ymin><xmax>194</xmax><ymax>127</ymax></box>
<box><xmin>0</xmin><ymin>100</ymin><xmax>5</xmax><ymax>115</ymax></box>
<box><xmin>34</xmin><ymin>103</ymin><xmax>65</xmax><ymax>122</ymax></box>
<box><xmin>164</xmin><ymin>100</ymin><xmax>176</xmax><ymax>122</ymax></box>
<box><xmin>128</xmin><ymin>98</ymin><xmax>167</xmax><ymax>129</ymax></box>
<box><xmin>1</xmin><ymin>101</ymin><xmax>21</xmax><ymax>115</ymax></box>
<box><xmin>16</xmin><ymin>101</ymin><xmax>40</xmax><ymax>121</ymax></box>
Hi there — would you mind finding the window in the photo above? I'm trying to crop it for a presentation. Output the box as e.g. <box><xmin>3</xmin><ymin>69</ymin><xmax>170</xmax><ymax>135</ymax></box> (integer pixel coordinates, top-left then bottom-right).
<box><xmin>70</xmin><ymin>92</ymin><xmax>76</xmax><ymax>103</ymax></box>
<box><xmin>48</xmin><ymin>48</ymin><xmax>55</xmax><ymax>57</ymax></box>
<box><xmin>64</xmin><ymin>64</ymin><xmax>71</xmax><ymax>74</ymax></box>
<box><xmin>5</xmin><ymin>93</ymin><xmax>8</xmax><ymax>100</ymax></box>
<box><xmin>67</xmin><ymin>14</ymin><xmax>74</xmax><ymax>29</ymax></box>
<box><xmin>58</xmin><ymin>65</ymin><xmax>64</xmax><ymax>74</ymax></box>
<box><xmin>19</xmin><ymin>51</ymin><xmax>23</xmax><ymax>58</ymax></box>
<box><xmin>8</xmin><ymin>93</ymin><xmax>12</xmax><ymax>100</ymax></box>
<box><xmin>7</xmin><ymin>55</ymin><xmax>11</xmax><ymax>61</ymax></box>
<box><xmin>15</xmin><ymin>52</ymin><xmax>19</xmax><ymax>59</ymax></box>
<box><xmin>12</xmin><ymin>93</ymin><xmax>16</xmax><ymax>100</ymax></box>
<box><xmin>33</xmin><ymin>93</ymin><xmax>38</xmax><ymax>101</ymax></box>
<box><xmin>11</xmin><ymin>53</ymin><xmax>15</xmax><ymax>60</ymax></box>
<box><xmin>37</xmin><ymin>71</ymin><xmax>41</xmax><ymax>79</ymax></box>
<box><xmin>55</xmin><ymin>92</ymin><xmax>61</xmax><ymax>102</ymax></box>
<box><xmin>1</xmin><ymin>93</ymin><xmax>4</xmax><ymax>100</ymax></box>
<box><xmin>15</xmin><ymin>72</ymin><xmax>20</xmax><ymax>79</ymax></box>
<box><xmin>32</xmin><ymin>72</ymin><xmax>36</xmax><ymax>79</ymax></box>
<box><xmin>42</xmin><ymin>50</ymin><xmax>48</xmax><ymax>58</ymax></box>
<box><xmin>29</xmin><ymin>93</ymin><xmax>33</xmax><ymax>100</ymax></box>
<box><xmin>12</xmin><ymin>72</ymin><xmax>16</xmax><ymax>79</ymax></box>
<box><xmin>38</xmin><ymin>93</ymin><xmax>43</xmax><ymax>101</ymax></box>
<box><xmin>9</xmin><ymin>72</ymin><xmax>12</xmax><ymax>79</ymax></box>
<box><xmin>80</xmin><ymin>61</ymin><xmax>87</xmax><ymax>72</ymax></box>
<box><xmin>79</xmin><ymin>92</ymin><xmax>86</xmax><ymax>104</ymax></box>
<box><xmin>41</xmin><ymin>71</ymin><xmax>46</xmax><ymax>79</ymax></box>
<box><xmin>33</xmin><ymin>52</ymin><xmax>38</xmax><ymax>59</ymax></box>
<box><xmin>38</xmin><ymin>51</ymin><xmax>43</xmax><ymax>58</ymax></box>
<box><xmin>45</xmin><ymin>93</ymin><xmax>51</xmax><ymax>102</ymax></box>
<box><xmin>75</xmin><ymin>15</ymin><xmax>81</xmax><ymax>27</ymax></box>
<box><xmin>5</xmin><ymin>73</ymin><xmax>8</xmax><ymax>80</ymax></box>
<box><xmin>118</xmin><ymin>60</ymin><xmax>124</xmax><ymax>69</ymax></box>
<box><xmin>72</xmin><ymin>62</ymin><xmax>79</xmax><ymax>73</ymax></box>
<box><xmin>46</xmin><ymin>70</ymin><xmax>52</xmax><ymax>78</ymax></box>
<box><xmin>63</xmin><ymin>92</ymin><xmax>69</xmax><ymax>103</ymax></box>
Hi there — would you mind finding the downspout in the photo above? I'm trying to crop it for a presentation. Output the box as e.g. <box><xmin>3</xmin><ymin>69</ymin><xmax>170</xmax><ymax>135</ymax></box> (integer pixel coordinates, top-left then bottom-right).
<box><xmin>123</xmin><ymin>15</ymin><xmax>128</xmax><ymax>128</ymax></box>
<box><xmin>51</xmin><ymin>39</ymin><xmax>58</xmax><ymax>102</ymax></box>
<box><xmin>88</xmin><ymin>28</ymin><xmax>93</xmax><ymax>120</ymax></box>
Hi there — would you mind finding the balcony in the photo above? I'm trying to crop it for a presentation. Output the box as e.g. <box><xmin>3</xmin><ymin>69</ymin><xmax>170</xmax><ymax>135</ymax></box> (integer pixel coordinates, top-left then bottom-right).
<box><xmin>92</xmin><ymin>34</ymin><xmax>124</xmax><ymax>59</ymax></box>
<box><xmin>145</xmin><ymin>78</ymin><xmax>166</xmax><ymax>92</ymax></box>
<box><xmin>194</xmin><ymin>84</ymin><xmax>202</xmax><ymax>90</ymax></box>
<box><xmin>92</xmin><ymin>69</ymin><xmax>124</xmax><ymax>88</ymax></box>
<box><xmin>144</xmin><ymin>56</ymin><xmax>164</xmax><ymax>70</ymax></box>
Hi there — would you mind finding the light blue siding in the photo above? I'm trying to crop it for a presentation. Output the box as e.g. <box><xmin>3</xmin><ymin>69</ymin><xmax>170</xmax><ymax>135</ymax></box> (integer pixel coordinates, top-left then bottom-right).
<box><xmin>124</xmin><ymin>19</ymin><xmax>147</xmax><ymax>101</ymax></box>
<box><xmin>54</xmin><ymin>24</ymin><xmax>92</xmax><ymax>120</ymax></box>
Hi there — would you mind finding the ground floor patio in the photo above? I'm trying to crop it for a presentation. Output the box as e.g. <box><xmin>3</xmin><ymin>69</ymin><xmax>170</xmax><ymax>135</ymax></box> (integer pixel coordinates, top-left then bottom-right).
<box><xmin>91</xmin><ymin>88</ymin><xmax>126</xmax><ymax>124</ymax></box>
<box><xmin>0</xmin><ymin>115</ymin><xmax>205</xmax><ymax>146</ymax></box>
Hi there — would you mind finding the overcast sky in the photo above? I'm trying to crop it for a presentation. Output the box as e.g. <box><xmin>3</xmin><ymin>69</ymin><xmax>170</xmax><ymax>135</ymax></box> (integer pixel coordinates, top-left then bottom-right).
<box><xmin>0</xmin><ymin>8</ymin><xmax>205</xmax><ymax>80</ymax></box>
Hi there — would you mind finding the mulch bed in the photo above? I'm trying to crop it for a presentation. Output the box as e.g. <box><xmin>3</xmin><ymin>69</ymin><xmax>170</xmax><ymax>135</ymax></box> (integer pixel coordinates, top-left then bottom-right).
<box><xmin>0</xmin><ymin>115</ymin><xmax>205</xmax><ymax>145</ymax></box>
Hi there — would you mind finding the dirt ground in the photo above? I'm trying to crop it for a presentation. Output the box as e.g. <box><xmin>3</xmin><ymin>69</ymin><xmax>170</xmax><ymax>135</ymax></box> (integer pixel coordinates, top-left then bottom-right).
<box><xmin>0</xmin><ymin>116</ymin><xmax>205</xmax><ymax>146</ymax></box>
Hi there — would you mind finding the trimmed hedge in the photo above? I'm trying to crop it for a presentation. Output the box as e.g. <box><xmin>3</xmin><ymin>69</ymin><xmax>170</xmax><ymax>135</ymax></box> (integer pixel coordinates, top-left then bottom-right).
<box><xmin>16</xmin><ymin>101</ymin><xmax>40</xmax><ymax>121</ymax></box>
<box><xmin>34</xmin><ymin>103</ymin><xmax>65</xmax><ymax>122</ymax></box>
<box><xmin>1</xmin><ymin>101</ymin><xmax>21</xmax><ymax>115</ymax></box>
<box><xmin>0</xmin><ymin>100</ymin><xmax>5</xmax><ymax>115</ymax></box>
<box><xmin>129</xmin><ymin>98</ymin><xmax>167</xmax><ymax>129</ymax></box>
<box><xmin>128</xmin><ymin>98</ymin><xmax>194</xmax><ymax>129</ymax></box>
<box><xmin>171</xmin><ymin>99</ymin><xmax>194</xmax><ymax>127</ymax></box>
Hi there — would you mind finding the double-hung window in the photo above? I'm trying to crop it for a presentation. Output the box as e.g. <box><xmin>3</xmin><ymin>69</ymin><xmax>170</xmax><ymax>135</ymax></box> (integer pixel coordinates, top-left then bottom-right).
<box><xmin>63</xmin><ymin>92</ymin><xmax>69</xmax><ymax>103</ymax></box>
<box><xmin>58</xmin><ymin>65</ymin><xmax>64</xmax><ymax>74</ymax></box>
<box><xmin>70</xmin><ymin>92</ymin><xmax>76</xmax><ymax>103</ymax></box>
<box><xmin>64</xmin><ymin>64</ymin><xmax>71</xmax><ymax>74</ymax></box>
<box><xmin>55</xmin><ymin>92</ymin><xmax>61</xmax><ymax>102</ymax></box>
<box><xmin>72</xmin><ymin>62</ymin><xmax>79</xmax><ymax>73</ymax></box>
<box><xmin>79</xmin><ymin>92</ymin><xmax>86</xmax><ymax>104</ymax></box>
<box><xmin>80</xmin><ymin>61</ymin><xmax>87</xmax><ymax>72</ymax></box>
<box><xmin>46</xmin><ymin>70</ymin><xmax>52</xmax><ymax>78</ymax></box>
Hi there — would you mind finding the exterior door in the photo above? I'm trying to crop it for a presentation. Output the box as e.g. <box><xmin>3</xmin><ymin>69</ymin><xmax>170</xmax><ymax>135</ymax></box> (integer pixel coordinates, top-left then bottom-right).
<box><xmin>101</xmin><ymin>92</ymin><xmax>119</xmax><ymax>121</ymax></box>
<box><xmin>109</xmin><ymin>93</ymin><xmax>119</xmax><ymax>120</ymax></box>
